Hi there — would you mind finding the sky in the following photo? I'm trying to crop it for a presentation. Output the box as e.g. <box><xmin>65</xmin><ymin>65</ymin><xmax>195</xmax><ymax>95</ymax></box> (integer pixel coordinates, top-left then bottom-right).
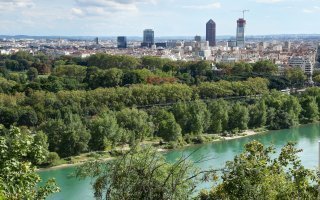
<box><xmin>0</xmin><ymin>0</ymin><xmax>320</xmax><ymax>36</ymax></box>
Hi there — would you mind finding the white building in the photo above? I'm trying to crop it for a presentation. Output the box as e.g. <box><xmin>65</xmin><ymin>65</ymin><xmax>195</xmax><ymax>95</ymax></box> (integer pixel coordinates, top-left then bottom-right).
<box><xmin>198</xmin><ymin>50</ymin><xmax>211</xmax><ymax>59</ymax></box>
<box><xmin>288</xmin><ymin>56</ymin><xmax>314</xmax><ymax>75</ymax></box>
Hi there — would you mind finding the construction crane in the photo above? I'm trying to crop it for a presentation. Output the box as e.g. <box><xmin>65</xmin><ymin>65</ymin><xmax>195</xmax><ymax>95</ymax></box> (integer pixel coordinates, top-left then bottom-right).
<box><xmin>242</xmin><ymin>10</ymin><xmax>249</xmax><ymax>19</ymax></box>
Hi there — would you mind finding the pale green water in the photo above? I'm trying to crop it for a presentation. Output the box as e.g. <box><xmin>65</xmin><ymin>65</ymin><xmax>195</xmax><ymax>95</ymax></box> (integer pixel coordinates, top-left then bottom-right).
<box><xmin>39</xmin><ymin>123</ymin><xmax>320</xmax><ymax>200</ymax></box>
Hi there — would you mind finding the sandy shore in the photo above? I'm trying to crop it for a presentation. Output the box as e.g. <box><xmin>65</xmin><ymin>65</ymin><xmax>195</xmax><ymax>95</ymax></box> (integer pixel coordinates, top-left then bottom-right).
<box><xmin>38</xmin><ymin>129</ymin><xmax>263</xmax><ymax>172</ymax></box>
<box><xmin>223</xmin><ymin>130</ymin><xmax>259</xmax><ymax>140</ymax></box>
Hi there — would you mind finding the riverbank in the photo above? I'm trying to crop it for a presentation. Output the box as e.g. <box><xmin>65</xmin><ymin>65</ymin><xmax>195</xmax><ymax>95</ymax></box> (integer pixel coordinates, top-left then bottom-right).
<box><xmin>39</xmin><ymin>123</ymin><xmax>320</xmax><ymax>200</ymax></box>
<box><xmin>38</xmin><ymin>129</ymin><xmax>265</xmax><ymax>172</ymax></box>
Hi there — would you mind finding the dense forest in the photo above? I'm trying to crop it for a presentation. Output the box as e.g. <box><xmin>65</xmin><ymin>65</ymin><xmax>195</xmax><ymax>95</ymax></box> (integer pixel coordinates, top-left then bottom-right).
<box><xmin>0</xmin><ymin>52</ymin><xmax>318</xmax><ymax>161</ymax></box>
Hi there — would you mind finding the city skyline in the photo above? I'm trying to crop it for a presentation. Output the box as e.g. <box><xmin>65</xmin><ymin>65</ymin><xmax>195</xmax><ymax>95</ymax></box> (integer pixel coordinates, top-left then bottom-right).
<box><xmin>0</xmin><ymin>0</ymin><xmax>320</xmax><ymax>36</ymax></box>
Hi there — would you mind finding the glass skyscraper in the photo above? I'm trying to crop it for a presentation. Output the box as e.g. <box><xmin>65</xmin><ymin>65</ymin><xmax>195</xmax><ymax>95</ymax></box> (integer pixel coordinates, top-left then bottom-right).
<box><xmin>236</xmin><ymin>18</ymin><xmax>246</xmax><ymax>48</ymax></box>
<box><xmin>117</xmin><ymin>36</ymin><xmax>127</xmax><ymax>48</ymax></box>
<box><xmin>206</xmin><ymin>19</ymin><xmax>216</xmax><ymax>47</ymax></box>
<box><xmin>143</xmin><ymin>29</ymin><xmax>154</xmax><ymax>45</ymax></box>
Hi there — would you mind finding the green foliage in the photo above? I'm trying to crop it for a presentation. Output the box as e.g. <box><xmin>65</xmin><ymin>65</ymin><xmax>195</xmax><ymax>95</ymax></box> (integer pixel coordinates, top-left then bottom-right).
<box><xmin>0</xmin><ymin>77</ymin><xmax>18</xmax><ymax>94</ymax></box>
<box><xmin>150</xmin><ymin>108</ymin><xmax>182</xmax><ymax>142</ymax></box>
<box><xmin>252</xmin><ymin>60</ymin><xmax>278</xmax><ymax>75</ymax></box>
<box><xmin>227</xmin><ymin>103</ymin><xmax>249</xmax><ymax>133</ymax></box>
<box><xmin>284</xmin><ymin>67</ymin><xmax>307</xmax><ymax>87</ymax></box>
<box><xmin>207</xmin><ymin>99</ymin><xmax>229</xmax><ymax>134</ymax></box>
<box><xmin>31</xmin><ymin>62</ymin><xmax>51</xmax><ymax>74</ymax></box>
<box><xmin>197</xmin><ymin>77</ymin><xmax>269</xmax><ymax>98</ymax></box>
<box><xmin>89</xmin><ymin>112</ymin><xmax>124</xmax><ymax>151</ymax></box>
<box><xmin>116</xmin><ymin>108</ymin><xmax>153</xmax><ymax>145</ymax></box>
<box><xmin>88</xmin><ymin>68</ymin><xmax>124</xmax><ymax>88</ymax></box>
<box><xmin>199</xmin><ymin>141</ymin><xmax>319</xmax><ymax>200</ymax></box>
<box><xmin>123</xmin><ymin>69</ymin><xmax>154</xmax><ymax>85</ymax></box>
<box><xmin>232</xmin><ymin>62</ymin><xmax>253</xmax><ymax>74</ymax></box>
<box><xmin>141</xmin><ymin>56</ymin><xmax>170</xmax><ymax>70</ymax></box>
<box><xmin>76</xmin><ymin>147</ymin><xmax>199</xmax><ymax>200</ymax></box>
<box><xmin>0</xmin><ymin>107</ymin><xmax>19</xmax><ymax>128</ymax></box>
<box><xmin>27</xmin><ymin>67</ymin><xmax>38</xmax><ymax>81</ymax></box>
<box><xmin>172</xmin><ymin>101</ymin><xmax>210</xmax><ymax>135</ymax></box>
<box><xmin>264</xmin><ymin>91</ymin><xmax>302</xmax><ymax>129</ymax></box>
<box><xmin>17</xmin><ymin>106</ymin><xmax>38</xmax><ymax>127</ymax></box>
<box><xmin>87</xmin><ymin>53</ymin><xmax>140</xmax><ymax>70</ymax></box>
<box><xmin>299</xmin><ymin>95</ymin><xmax>319</xmax><ymax>123</ymax></box>
<box><xmin>249</xmin><ymin>100</ymin><xmax>267</xmax><ymax>129</ymax></box>
<box><xmin>46</xmin><ymin>152</ymin><xmax>61</xmax><ymax>166</ymax></box>
<box><xmin>0</xmin><ymin>126</ymin><xmax>59</xmax><ymax>199</ymax></box>
<box><xmin>52</xmin><ymin>65</ymin><xmax>86</xmax><ymax>82</ymax></box>
<box><xmin>39</xmin><ymin>114</ymin><xmax>91</xmax><ymax>157</ymax></box>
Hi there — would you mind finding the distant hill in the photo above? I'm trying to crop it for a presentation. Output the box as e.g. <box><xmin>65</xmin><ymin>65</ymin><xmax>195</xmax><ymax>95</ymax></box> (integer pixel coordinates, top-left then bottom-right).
<box><xmin>0</xmin><ymin>34</ymin><xmax>320</xmax><ymax>41</ymax></box>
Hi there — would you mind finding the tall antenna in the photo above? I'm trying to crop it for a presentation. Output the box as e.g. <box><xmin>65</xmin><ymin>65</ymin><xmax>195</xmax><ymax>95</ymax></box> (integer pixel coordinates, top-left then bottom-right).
<box><xmin>242</xmin><ymin>10</ymin><xmax>249</xmax><ymax>19</ymax></box>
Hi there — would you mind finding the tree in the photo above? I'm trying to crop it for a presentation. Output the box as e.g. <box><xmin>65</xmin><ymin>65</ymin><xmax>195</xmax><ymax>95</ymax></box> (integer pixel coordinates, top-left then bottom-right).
<box><xmin>313</xmin><ymin>74</ymin><xmax>320</xmax><ymax>84</ymax></box>
<box><xmin>0</xmin><ymin>107</ymin><xmax>19</xmax><ymax>128</ymax></box>
<box><xmin>264</xmin><ymin>92</ymin><xmax>302</xmax><ymax>130</ymax></box>
<box><xmin>249</xmin><ymin>100</ymin><xmax>267</xmax><ymax>129</ymax></box>
<box><xmin>172</xmin><ymin>101</ymin><xmax>210</xmax><ymax>135</ymax></box>
<box><xmin>232</xmin><ymin>62</ymin><xmax>253</xmax><ymax>74</ymax></box>
<box><xmin>207</xmin><ymin>99</ymin><xmax>229</xmax><ymax>134</ymax></box>
<box><xmin>5</xmin><ymin>60</ymin><xmax>20</xmax><ymax>71</ymax></box>
<box><xmin>89</xmin><ymin>112</ymin><xmax>124</xmax><ymax>151</ymax></box>
<box><xmin>104</xmin><ymin>68</ymin><xmax>123</xmax><ymax>87</ymax></box>
<box><xmin>227</xmin><ymin>103</ymin><xmax>249</xmax><ymax>133</ymax></box>
<box><xmin>27</xmin><ymin>67</ymin><xmax>38</xmax><ymax>81</ymax></box>
<box><xmin>18</xmin><ymin>107</ymin><xmax>38</xmax><ymax>127</ymax></box>
<box><xmin>31</xmin><ymin>62</ymin><xmax>51</xmax><ymax>74</ymax></box>
<box><xmin>87</xmin><ymin>54</ymin><xmax>140</xmax><ymax>70</ymax></box>
<box><xmin>0</xmin><ymin>126</ymin><xmax>59</xmax><ymax>199</ymax></box>
<box><xmin>39</xmin><ymin>115</ymin><xmax>91</xmax><ymax>157</ymax></box>
<box><xmin>76</xmin><ymin>147</ymin><xmax>200</xmax><ymax>200</ymax></box>
<box><xmin>299</xmin><ymin>95</ymin><xmax>319</xmax><ymax>123</ymax></box>
<box><xmin>150</xmin><ymin>109</ymin><xmax>182</xmax><ymax>142</ymax></box>
<box><xmin>52</xmin><ymin>65</ymin><xmax>86</xmax><ymax>82</ymax></box>
<box><xmin>141</xmin><ymin>56</ymin><xmax>169</xmax><ymax>70</ymax></box>
<box><xmin>116</xmin><ymin>108</ymin><xmax>153</xmax><ymax>145</ymax></box>
<box><xmin>199</xmin><ymin>141</ymin><xmax>319</xmax><ymax>200</ymax></box>
<box><xmin>0</xmin><ymin>77</ymin><xmax>18</xmax><ymax>94</ymax></box>
<box><xmin>252</xmin><ymin>60</ymin><xmax>278</xmax><ymax>75</ymax></box>
<box><xmin>284</xmin><ymin>67</ymin><xmax>307</xmax><ymax>87</ymax></box>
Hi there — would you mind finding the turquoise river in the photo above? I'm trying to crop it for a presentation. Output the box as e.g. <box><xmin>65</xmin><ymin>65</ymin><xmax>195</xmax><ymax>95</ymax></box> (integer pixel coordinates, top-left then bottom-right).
<box><xmin>39</xmin><ymin>123</ymin><xmax>320</xmax><ymax>200</ymax></box>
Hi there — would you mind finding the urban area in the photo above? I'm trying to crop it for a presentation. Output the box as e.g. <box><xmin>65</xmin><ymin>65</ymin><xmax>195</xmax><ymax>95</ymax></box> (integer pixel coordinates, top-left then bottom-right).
<box><xmin>1</xmin><ymin>15</ymin><xmax>319</xmax><ymax>84</ymax></box>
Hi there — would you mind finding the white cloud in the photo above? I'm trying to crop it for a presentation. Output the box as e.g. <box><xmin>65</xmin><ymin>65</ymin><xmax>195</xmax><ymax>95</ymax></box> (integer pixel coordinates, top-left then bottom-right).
<box><xmin>182</xmin><ymin>2</ymin><xmax>221</xmax><ymax>10</ymax></box>
<box><xmin>255</xmin><ymin>0</ymin><xmax>284</xmax><ymax>3</ymax></box>
<box><xmin>0</xmin><ymin>0</ymin><xmax>35</xmax><ymax>11</ymax></box>
<box><xmin>72</xmin><ymin>0</ymin><xmax>157</xmax><ymax>17</ymax></box>
<box><xmin>71</xmin><ymin>8</ymin><xmax>84</xmax><ymax>16</ymax></box>
<box><xmin>303</xmin><ymin>6</ymin><xmax>320</xmax><ymax>13</ymax></box>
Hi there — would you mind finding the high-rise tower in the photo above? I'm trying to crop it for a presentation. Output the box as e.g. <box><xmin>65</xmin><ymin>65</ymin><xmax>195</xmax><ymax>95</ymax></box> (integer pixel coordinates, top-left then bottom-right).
<box><xmin>117</xmin><ymin>36</ymin><xmax>127</xmax><ymax>48</ymax></box>
<box><xmin>236</xmin><ymin>18</ymin><xmax>246</xmax><ymax>48</ymax></box>
<box><xmin>143</xmin><ymin>29</ymin><xmax>154</xmax><ymax>47</ymax></box>
<box><xmin>206</xmin><ymin>19</ymin><xmax>216</xmax><ymax>47</ymax></box>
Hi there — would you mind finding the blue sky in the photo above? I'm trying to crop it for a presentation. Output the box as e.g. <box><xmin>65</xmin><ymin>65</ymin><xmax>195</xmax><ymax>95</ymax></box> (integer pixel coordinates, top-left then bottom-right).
<box><xmin>0</xmin><ymin>0</ymin><xmax>320</xmax><ymax>36</ymax></box>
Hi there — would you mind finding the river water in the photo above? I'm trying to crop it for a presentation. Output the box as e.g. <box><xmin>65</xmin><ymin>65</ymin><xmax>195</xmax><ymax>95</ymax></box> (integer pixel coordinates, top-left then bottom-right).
<box><xmin>39</xmin><ymin>123</ymin><xmax>320</xmax><ymax>200</ymax></box>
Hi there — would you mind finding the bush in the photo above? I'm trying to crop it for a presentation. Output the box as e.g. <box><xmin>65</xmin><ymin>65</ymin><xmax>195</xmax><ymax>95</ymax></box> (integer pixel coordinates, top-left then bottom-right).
<box><xmin>46</xmin><ymin>152</ymin><xmax>60</xmax><ymax>166</ymax></box>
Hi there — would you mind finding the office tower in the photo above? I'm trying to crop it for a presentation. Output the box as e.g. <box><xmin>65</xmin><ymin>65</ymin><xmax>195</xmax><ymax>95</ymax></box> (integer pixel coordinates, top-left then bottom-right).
<box><xmin>206</xmin><ymin>19</ymin><xmax>216</xmax><ymax>47</ymax></box>
<box><xmin>284</xmin><ymin>41</ymin><xmax>291</xmax><ymax>52</ymax></box>
<box><xmin>95</xmin><ymin>37</ymin><xmax>99</xmax><ymax>45</ymax></box>
<box><xmin>117</xmin><ymin>36</ymin><xmax>127</xmax><ymax>48</ymax></box>
<box><xmin>195</xmin><ymin>35</ymin><xmax>201</xmax><ymax>42</ymax></box>
<box><xmin>236</xmin><ymin>18</ymin><xmax>246</xmax><ymax>48</ymax></box>
<box><xmin>143</xmin><ymin>29</ymin><xmax>154</xmax><ymax>47</ymax></box>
